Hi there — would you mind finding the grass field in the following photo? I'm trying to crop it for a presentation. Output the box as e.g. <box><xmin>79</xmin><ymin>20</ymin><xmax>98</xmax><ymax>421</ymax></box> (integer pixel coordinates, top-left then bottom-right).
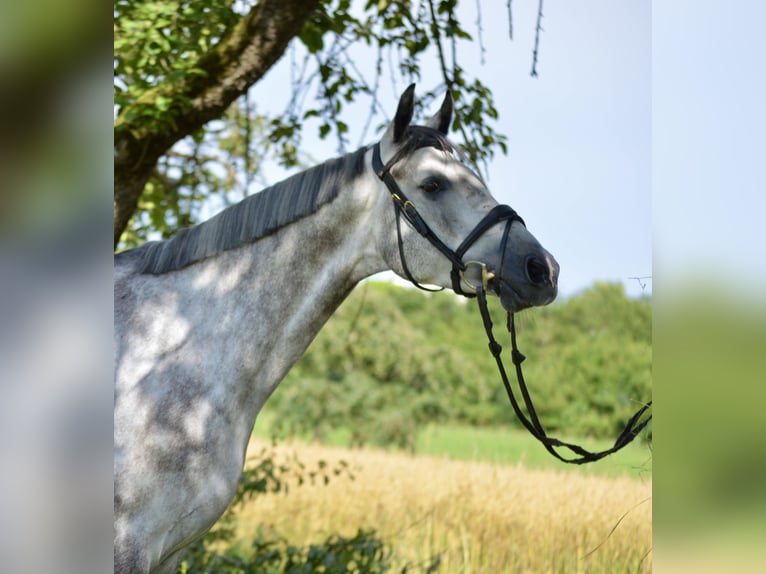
<box><xmin>253</xmin><ymin>417</ymin><xmax>653</xmax><ymax>479</ymax></box>
<box><xmin>232</xmin><ymin>435</ymin><xmax>652</xmax><ymax>573</ymax></box>
<box><xmin>414</xmin><ymin>424</ymin><xmax>652</xmax><ymax>479</ymax></box>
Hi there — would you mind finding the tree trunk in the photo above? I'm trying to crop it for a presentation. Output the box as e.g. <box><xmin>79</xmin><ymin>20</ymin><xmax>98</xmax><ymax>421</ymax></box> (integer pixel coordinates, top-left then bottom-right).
<box><xmin>113</xmin><ymin>0</ymin><xmax>322</xmax><ymax>248</ymax></box>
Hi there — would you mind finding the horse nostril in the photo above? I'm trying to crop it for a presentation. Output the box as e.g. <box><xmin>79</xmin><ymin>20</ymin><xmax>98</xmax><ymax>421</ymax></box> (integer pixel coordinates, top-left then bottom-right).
<box><xmin>525</xmin><ymin>256</ymin><xmax>550</xmax><ymax>286</ymax></box>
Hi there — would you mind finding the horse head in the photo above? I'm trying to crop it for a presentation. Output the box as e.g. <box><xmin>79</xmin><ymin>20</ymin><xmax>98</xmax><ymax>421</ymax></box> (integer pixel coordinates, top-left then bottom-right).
<box><xmin>373</xmin><ymin>84</ymin><xmax>559</xmax><ymax>313</ymax></box>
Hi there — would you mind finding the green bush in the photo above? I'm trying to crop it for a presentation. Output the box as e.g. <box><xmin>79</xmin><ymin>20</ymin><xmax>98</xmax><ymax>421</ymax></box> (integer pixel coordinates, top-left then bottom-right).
<box><xmin>181</xmin><ymin>528</ymin><xmax>393</xmax><ymax>574</ymax></box>
<box><xmin>266</xmin><ymin>281</ymin><xmax>652</xmax><ymax>446</ymax></box>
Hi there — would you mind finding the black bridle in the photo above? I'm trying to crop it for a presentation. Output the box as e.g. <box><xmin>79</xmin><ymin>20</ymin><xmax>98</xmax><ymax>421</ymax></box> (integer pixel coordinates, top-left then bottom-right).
<box><xmin>372</xmin><ymin>142</ymin><xmax>524</xmax><ymax>296</ymax></box>
<box><xmin>372</xmin><ymin>142</ymin><xmax>652</xmax><ymax>465</ymax></box>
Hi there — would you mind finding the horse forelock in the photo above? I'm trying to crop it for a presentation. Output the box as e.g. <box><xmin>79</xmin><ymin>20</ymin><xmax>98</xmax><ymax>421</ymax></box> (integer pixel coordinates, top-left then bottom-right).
<box><xmin>386</xmin><ymin>125</ymin><xmax>476</xmax><ymax>177</ymax></box>
<box><xmin>396</xmin><ymin>125</ymin><xmax>457</xmax><ymax>160</ymax></box>
<box><xmin>131</xmin><ymin>146</ymin><xmax>368</xmax><ymax>275</ymax></box>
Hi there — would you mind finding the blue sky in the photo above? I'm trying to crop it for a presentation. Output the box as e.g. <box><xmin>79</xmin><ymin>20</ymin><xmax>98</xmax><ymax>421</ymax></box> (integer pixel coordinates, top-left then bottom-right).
<box><xmin>653</xmin><ymin>1</ymin><xmax>766</xmax><ymax>302</ymax></box>
<box><xmin>247</xmin><ymin>1</ymin><xmax>764</xmax><ymax>301</ymax></box>
<box><xmin>466</xmin><ymin>0</ymin><xmax>652</xmax><ymax>298</ymax></box>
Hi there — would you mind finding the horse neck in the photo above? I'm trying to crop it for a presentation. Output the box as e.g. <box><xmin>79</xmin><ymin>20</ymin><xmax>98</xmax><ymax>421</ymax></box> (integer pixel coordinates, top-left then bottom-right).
<box><xmin>147</xmin><ymin>166</ymin><xmax>387</xmax><ymax>411</ymax></box>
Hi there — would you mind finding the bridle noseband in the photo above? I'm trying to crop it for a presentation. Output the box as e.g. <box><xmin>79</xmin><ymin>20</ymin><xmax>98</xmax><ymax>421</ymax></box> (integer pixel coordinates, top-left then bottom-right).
<box><xmin>372</xmin><ymin>142</ymin><xmax>524</xmax><ymax>296</ymax></box>
<box><xmin>372</xmin><ymin>141</ymin><xmax>652</xmax><ymax>465</ymax></box>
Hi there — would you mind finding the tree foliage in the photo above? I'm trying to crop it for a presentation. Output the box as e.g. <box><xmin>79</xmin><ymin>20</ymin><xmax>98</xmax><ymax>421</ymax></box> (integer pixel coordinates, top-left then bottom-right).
<box><xmin>114</xmin><ymin>0</ymin><xmax>535</xmax><ymax>247</ymax></box>
<box><xmin>266</xmin><ymin>281</ymin><xmax>652</xmax><ymax>447</ymax></box>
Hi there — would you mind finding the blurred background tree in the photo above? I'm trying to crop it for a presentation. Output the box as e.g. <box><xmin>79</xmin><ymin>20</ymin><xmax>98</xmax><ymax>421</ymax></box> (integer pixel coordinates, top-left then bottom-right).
<box><xmin>268</xmin><ymin>281</ymin><xmax>652</xmax><ymax>448</ymax></box>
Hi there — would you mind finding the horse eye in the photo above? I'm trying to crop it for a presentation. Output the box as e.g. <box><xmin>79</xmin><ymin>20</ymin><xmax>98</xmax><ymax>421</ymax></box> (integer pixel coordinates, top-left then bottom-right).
<box><xmin>420</xmin><ymin>179</ymin><xmax>442</xmax><ymax>193</ymax></box>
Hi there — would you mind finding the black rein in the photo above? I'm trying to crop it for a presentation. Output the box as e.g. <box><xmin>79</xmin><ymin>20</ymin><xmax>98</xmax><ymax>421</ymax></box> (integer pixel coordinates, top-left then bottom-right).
<box><xmin>475</xmin><ymin>282</ymin><xmax>653</xmax><ymax>464</ymax></box>
<box><xmin>372</xmin><ymin>142</ymin><xmax>652</xmax><ymax>464</ymax></box>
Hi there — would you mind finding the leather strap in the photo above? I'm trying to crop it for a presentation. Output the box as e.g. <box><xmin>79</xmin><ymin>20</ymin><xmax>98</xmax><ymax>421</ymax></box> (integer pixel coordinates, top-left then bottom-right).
<box><xmin>475</xmin><ymin>282</ymin><xmax>653</xmax><ymax>464</ymax></box>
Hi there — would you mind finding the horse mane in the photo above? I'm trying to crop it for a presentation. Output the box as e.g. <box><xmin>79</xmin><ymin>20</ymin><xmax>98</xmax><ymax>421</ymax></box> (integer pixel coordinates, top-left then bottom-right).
<box><xmin>128</xmin><ymin>126</ymin><xmax>457</xmax><ymax>275</ymax></box>
<box><xmin>132</xmin><ymin>146</ymin><xmax>369</xmax><ymax>275</ymax></box>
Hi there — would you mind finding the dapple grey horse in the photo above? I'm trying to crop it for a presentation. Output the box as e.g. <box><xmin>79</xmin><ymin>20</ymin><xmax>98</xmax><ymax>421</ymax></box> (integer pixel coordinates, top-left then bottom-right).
<box><xmin>114</xmin><ymin>85</ymin><xmax>559</xmax><ymax>573</ymax></box>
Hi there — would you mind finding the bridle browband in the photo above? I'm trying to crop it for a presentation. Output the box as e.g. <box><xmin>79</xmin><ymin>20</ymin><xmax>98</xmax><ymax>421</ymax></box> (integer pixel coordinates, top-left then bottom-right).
<box><xmin>372</xmin><ymin>141</ymin><xmax>652</xmax><ymax>465</ymax></box>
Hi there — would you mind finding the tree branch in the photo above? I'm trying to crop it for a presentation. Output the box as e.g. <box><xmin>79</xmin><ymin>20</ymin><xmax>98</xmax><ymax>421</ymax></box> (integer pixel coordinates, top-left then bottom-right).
<box><xmin>531</xmin><ymin>0</ymin><xmax>544</xmax><ymax>77</ymax></box>
<box><xmin>507</xmin><ymin>0</ymin><xmax>514</xmax><ymax>40</ymax></box>
<box><xmin>113</xmin><ymin>0</ymin><xmax>322</xmax><ymax>247</ymax></box>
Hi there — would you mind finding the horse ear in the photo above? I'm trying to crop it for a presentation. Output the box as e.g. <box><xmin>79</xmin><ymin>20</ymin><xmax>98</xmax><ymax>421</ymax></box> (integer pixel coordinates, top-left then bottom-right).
<box><xmin>426</xmin><ymin>89</ymin><xmax>454</xmax><ymax>135</ymax></box>
<box><xmin>393</xmin><ymin>83</ymin><xmax>416</xmax><ymax>143</ymax></box>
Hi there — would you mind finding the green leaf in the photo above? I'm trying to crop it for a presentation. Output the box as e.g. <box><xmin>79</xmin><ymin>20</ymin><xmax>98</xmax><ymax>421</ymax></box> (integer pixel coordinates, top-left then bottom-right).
<box><xmin>155</xmin><ymin>95</ymin><xmax>172</xmax><ymax>112</ymax></box>
<box><xmin>300</xmin><ymin>24</ymin><xmax>324</xmax><ymax>54</ymax></box>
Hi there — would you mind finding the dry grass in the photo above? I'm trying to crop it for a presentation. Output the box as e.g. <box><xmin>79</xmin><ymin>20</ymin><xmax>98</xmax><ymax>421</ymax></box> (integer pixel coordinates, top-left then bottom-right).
<box><xmin>236</xmin><ymin>439</ymin><xmax>652</xmax><ymax>574</ymax></box>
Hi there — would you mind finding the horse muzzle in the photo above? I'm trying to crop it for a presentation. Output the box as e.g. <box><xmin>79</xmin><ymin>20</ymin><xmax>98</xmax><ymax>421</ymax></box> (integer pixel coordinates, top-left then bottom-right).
<box><xmin>493</xmin><ymin>247</ymin><xmax>559</xmax><ymax>313</ymax></box>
